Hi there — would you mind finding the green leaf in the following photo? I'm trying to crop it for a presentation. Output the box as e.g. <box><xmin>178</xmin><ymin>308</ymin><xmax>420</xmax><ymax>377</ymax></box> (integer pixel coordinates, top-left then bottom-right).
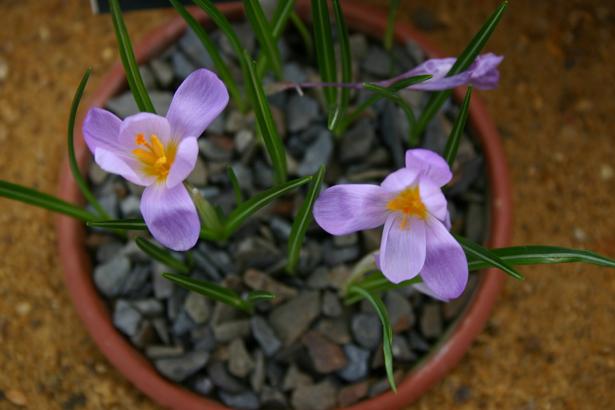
<box><xmin>226</xmin><ymin>165</ymin><xmax>244</xmax><ymax>204</ymax></box>
<box><xmin>162</xmin><ymin>272</ymin><xmax>251</xmax><ymax>312</ymax></box>
<box><xmin>290</xmin><ymin>12</ymin><xmax>313</xmax><ymax>57</ymax></box>
<box><xmin>311</xmin><ymin>0</ymin><xmax>337</xmax><ymax>113</ymax></box>
<box><xmin>242</xmin><ymin>49</ymin><xmax>287</xmax><ymax>185</ymax></box>
<box><xmin>187</xmin><ymin>184</ymin><xmax>224</xmax><ymax>236</ymax></box>
<box><xmin>467</xmin><ymin>246</ymin><xmax>615</xmax><ymax>271</ymax></box>
<box><xmin>328</xmin><ymin>0</ymin><xmax>352</xmax><ymax>131</ymax></box>
<box><xmin>345</xmin><ymin>271</ymin><xmax>422</xmax><ymax>304</ymax></box>
<box><xmin>87</xmin><ymin>218</ymin><xmax>147</xmax><ymax>230</ymax></box>
<box><xmin>109</xmin><ymin>0</ymin><xmax>155</xmax><ymax>113</ymax></box>
<box><xmin>384</xmin><ymin>0</ymin><xmax>401</xmax><ymax>50</ymax></box>
<box><xmin>244</xmin><ymin>0</ymin><xmax>282</xmax><ymax>79</ymax></box>
<box><xmin>348</xmin><ymin>285</ymin><xmax>397</xmax><ymax>392</ymax></box>
<box><xmin>412</xmin><ymin>1</ymin><xmax>508</xmax><ymax>141</ymax></box>
<box><xmin>68</xmin><ymin>68</ymin><xmax>108</xmax><ymax>219</ymax></box>
<box><xmin>444</xmin><ymin>86</ymin><xmax>472</xmax><ymax>166</ymax></box>
<box><xmin>170</xmin><ymin>0</ymin><xmax>244</xmax><ymax>110</ymax></box>
<box><xmin>223</xmin><ymin>176</ymin><xmax>312</xmax><ymax>238</ymax></box>
<box><xmin>362</xmin><ymin>82</ymin><xmax>417</xmax><ymax>145</ymax></box>
<box><xmin>136</xmin><ymin>237</ymin><xmax>189</xmax><ymax>274</ymax></box>
<box><xmin>287</xmin><ymin>166</ymin><xmax>325</xmax><ymax>274</ymax></box>
<box><xmin>454</xmin><ymin>234</ymin><xmax>523</xmax><ymax>280</ymax></box>
<box><xmin>0</xmin><ymin>180</ymin><xmax>95</xmax><ymax>221</ymax></box>
<box><xmin>256</xmin><ymin>0</ymin><xmax>295</xmax><ymax>77</ymax></box>
<box><xmin>245</xmin><ymin>290</ymin><xmax>276</xmax><ymax>304</ymax></box>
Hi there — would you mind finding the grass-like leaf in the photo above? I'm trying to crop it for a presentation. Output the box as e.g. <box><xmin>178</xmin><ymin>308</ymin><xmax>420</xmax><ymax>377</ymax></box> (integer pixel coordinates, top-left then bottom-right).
<box><xmin>245</xmin><ymin>290</ymin><xmax>276</xmax><ymax>304</ymax></box>
<box><xmin>290</xmin><ymin>11</ymin><xmax>313</xmax><ymax>57</ymax></box>
<box><xmin>312</xmin><ymin>0</ymin><xmax>337</xmax><ymax>115</ymax></box>
<box><xmin>223</xmin><ymin>176</ymin><xmax>312</xmax><ymax>238</ymax></box>
<box><xmin>412</xmin><ymin>1</ymin><xmax>508</xmax><ymax>141</ymax></box>
<box><xmin>443</xmin><ymin>86</ymin><xmax>472</xmax><ymax>166</ymax></box>
<box><xmin>242</xmin><ymin>49</ymin><xmax>287</xmax><ymax>185</ymax></box>
<box><xmin>345</xmin><ymin>271</ymin><xmax>422</xmax><ymax>304</ymax></box>
<box><xmin>384</xmin><ymin>0</ymin><xmax>401</xmax><ymax>50</ymax></box>
<box><xmin>188</xmin><ymin>184</ymin><xmax>224</xmax><ymax>237</ymax></box>
<box><xmin>0</xmin><ymin>180</ymin><xmax>96</xmax><ymax>222</ymax></box>
<box><xmin>287</xmin><ymin>166</ymin><xmax>326</xmax><ymax>274</ymax></box>
<box><xmin>136</xmin><ymin>237</ymin><xmax>189</xmax><ymax>273</ymax></box>
<box><xmin>170</xmin><ymin>0</ymin><xmax>244</xmax><ymax>111</ymax></box>
<box><xmin>362</xmin><ymin>82</ymin><xmax>417</xmax><ymax>145</ymax></box>
<box><xmin>328</xmin><ymin>0</ymin><xmax>352</xmax><ymax>131</ymax></box>
<box><xmin>227</xmin><ymin>165</ymin><xmax>244</xmax><ymax>204</ymax></box>
<box><xmin>68</xmin><ymin>68</ymin><xmax>108</xmax><ymax>219</ymax></box>
<box><xmin>256</xmin><ymin>0</ymin><xmax>295</xmax><ymax>77</ymax></box>
<box><xmin>87</xmin><ymin>218</ymin><xmax>147</xmax><ymax>230</ymax></box>
<box><xmin>455</xmin><ymin>234</ymin><xmax>523</xmax><ymax>280</ymax></box>
<box><xmin>349</xmin><ymin>285</ymin><xmax>397</xmax><ymax>392</ymax></box>
<box><xmin>467</xmin><ymin>246</ymin><xmax>615</xmax><ymax>271</ymax></box>
<box><xmin>244</xmin><ymin>0</ymin><xmax>282</xmax><ymax>79</ymax></box>
<box><xmin>109</xmin><ymin>0</ymin><xmax>155</xmax><ymax>113</ymax></box>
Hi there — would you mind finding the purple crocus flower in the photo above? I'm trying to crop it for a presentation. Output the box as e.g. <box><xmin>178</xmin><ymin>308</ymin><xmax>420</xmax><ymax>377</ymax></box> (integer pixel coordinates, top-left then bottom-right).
<box><xmin>381</xmin><ymin>53</ymin><xmax>503</xmax><ymax>91</ymax></box>
<box><xmin>313</xmin><ymin>149</ymin><xmax>468</xmax><ymax>301</ymax></box>
<box><xmin>83</xmin><ymin>69</ymin><xmax>229</xmax><ymax>251</ymax></box>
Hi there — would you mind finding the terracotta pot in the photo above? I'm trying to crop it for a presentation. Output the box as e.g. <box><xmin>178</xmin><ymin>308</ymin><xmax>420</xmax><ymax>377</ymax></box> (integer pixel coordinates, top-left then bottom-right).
<box><xmin>57</xmin><ymin>2</ymin><xmax>512</xmax><ymax>409</ymax></box>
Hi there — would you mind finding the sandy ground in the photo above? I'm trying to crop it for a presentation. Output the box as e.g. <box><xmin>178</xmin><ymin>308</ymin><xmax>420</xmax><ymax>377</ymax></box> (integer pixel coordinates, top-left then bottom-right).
<box><xmin>0</xmin><ymin>1</ymin><xmax>614</xmax><ymax>409</ymax></box>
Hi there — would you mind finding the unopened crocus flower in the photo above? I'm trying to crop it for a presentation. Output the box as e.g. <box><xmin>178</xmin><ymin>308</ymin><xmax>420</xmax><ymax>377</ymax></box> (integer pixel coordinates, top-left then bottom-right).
<box><xmin>313</xmin><ymin>149</ymin><xmax>468</xmax><ymax>301</ymax></box>
<box><xmin>83</xmin><ymin>69</ymin><xmax>229</xmax><ymax>250</ymax></box>
<box><xmin>381</xmin><ymin>52</ymin><xmax>503</xmax><ymax>91</ymax></box>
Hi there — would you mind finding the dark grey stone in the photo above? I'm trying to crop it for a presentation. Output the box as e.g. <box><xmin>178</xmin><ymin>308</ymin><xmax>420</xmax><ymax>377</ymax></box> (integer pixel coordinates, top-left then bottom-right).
<box><xmin>231</xmin><ymin>162</ymin><xmax>254</xmax><ymax>192</ymax></box>
<box><xmin>95</xmin><ymin>241</ymin><xmax>123</xmax><ymax>263</ymax></box>
<box><xmin>251</xmin><ymin>316</ymin><xmax>282</xmax><ymax>357</ymax></box>
<box><xmin>138</xmin><ymin>65</ymin><xmax>156</xmax><ymax>89</ymax></box>
<box><xmin>218</xmin><ymin>391</ymin><xmax>260</xmax><ymax>410</ymax></box>
<box><xmin>235</xmin><ymin>237</ymin><xmax>281</xmax><ymax>269</ymax></box>
<box><xmin>207</xmin><ymin>361</ymin><xmax>246</xmax><ymax>394</ymax></box>
<box><xmin>340</xmin><ymin>118</ymin><xmax>376</xmax><ymax>162</ymax></box>
<box><xmin>315</xmin><ymin>317</ymin><xmax>351</xmax><ymax>345</ymax></box>
<box><xmin>337</xmin><ymin>344</ymin><xmax>370</xmax><ymax>382</ymax></box>
<box><xmin>420</xmin><ymin>303</ymin><xmax>443</xmax><ymax>339</ymax></box>
<box><xmin>149</xmin><ymin>58</ymin><xmax>174</xmax><ymax>88</ymax></box>
<box><xmin>408</xmin><ymin>331</ymin><xmax>431</xmax><ymax>353</ymax></box>
<box><xmin>322</xmin><ymin>291</ymin><xmax>343</xmax><ymax>317</ymax></box>
<box><xmin>269</xmin><ymin>291</ymin><xmax>320</xmax><ymax>345</ymax></box>
<box><xmin>119</xmin><ymin>196</ymin><xmax>140</xmax><ymax>218</ymax></box>
<box><xmin>186</xmin><ymin>156</ymin><xmax>208</xmax><ymax>187</ymax></box>
<box><xmin>106</xmin><ymin>91</ymin><xmax>172</xmax><ymax>117</ymax></box>
<box><xmin>282</xmin><ymin>365</ymin><xmax>313</xmax><ymax>392</ymax></box>
<box><xmin>260</xmin><ymin>386</ymin><xmax>287</xmax><ymax>409</ymax></box>
<box><xmin>306</xmin><ymin>266</ymin><xmax>329</xmax><ymax>289</ymax></box>
<box><xmin>361</xmin><ymin>46</ymin><xmax>392</xmax><ymax>77</ymax></box>
<box><xmin>199</xmin><ymin>139</ymin><xmax>233</xmax><ymax>161</ymax></box>
<box><xmin>392</xmin><ymin>335</ymin><xmax>416</xmax><ymax>361</ymax></box>
<box><xmin>333</xmin><ymin>233</ymin><xmax>358</xmax><ymax>247</ymax></box>
<box><xmin>154</xmin><ymin>351</ymin><xmax>209</xmax><ymax>382</ymax></box>
<box><xmin>283</xmin><ymin>62</ymin><xmax>307</xmax><ymax>83</ymax></box>
<box><xmin>269</xmin><ymin>217</ymin><xmax>292</xmax><ymax>242</ymax></box>
<box><xmin>220</xmin><ymin>23</ymin><xmax>255</xmax><ymax>57</ymax></box>
<box><xmin>351</xmin><ymin>313</ymin><xmax>381</xmax><ymax>349</ymax></box>
<box><xmin>145</xmin><ymin>345</ymin><xmax>184</xmax><ymax>359</ymax></box>
<box><xmin>178</xmin><ymin>30</ymin><xmax>213</xmax><ymax>68</ymax></box>
<box><xmin>291</xmin><ymin>380</ymin><xmax>337</xmax><ymax>410</ymax></box>
<box><xmin>113</xmin><ymin>300</ymin><xmax>142</xmax><ymax>337</ymax></box>
<box><xmin>298</xmin><ymin>129</ymin><xmax>333</xmax><ymax>176</ymax></box>
<box><xmin>464</xmin><ymin>202</ymin><xmax>485</xmax><ymax>243</ymax></box>
<box><xmin>324</xmin><ymin>245</ymin><xmax>360</xmax><ymax>266</ymax></box>
<box><xmin>191</xmin><ymin>325</ymin><xmax>217</xmax><ymax>352</ymax></box>
<box><xmin>183</xmin><ymin>292</ymin><xmax>211</xmax><ymax>324</ymax></box>
<box><xmin>213</xmin><ymin>320</ymin><xmax>251</xmax><ymax>343</ymax></box>
<box><xmin>250</xmin><ymin>350</ymin><xmax>266</xmax><ymax>393</ymax></box>
<box><xmin>385</xmin><ymin>291</ymin><xmax>415</xmax><ymax>332</ymax></box>
<box><xmin>380</xmin><ymin>101</ymin><xmax>406</xmax><ymax>169</ymax></box>
<box><xmin>234</xmin><ymin>129</ymin><xmax>255</xmax><ymax>153</ymax></box>
<box><xmin>172</xmin><ymin>310</ymin><xmax>196</xmax><ymax>336</ymax></box>
<box><xmin>132</xmin><ymin>299</ymin><xmax>164</xmax><ymax>317</ymax></box>
<box><xmin>228</xmin><ymin>338</ymin><xmax>254</xmax><ymax>378</ymax></box>
<box><xmin>192</xmin><ymin>377</ymin><xmax>214</xmax><ymax>396</ymax></box>
<box><xmin>121</xmin><ymin>265</ymin><xmax>151</xmax><ymax>297</ymax></box>
<box><xmin>152</xmin><ymin>264</ymin><xmax>174</xmax><ymax>299</ymax></box>
<box><xmin>286</xmin><ymin>95</ymin><xmax>320</xmax><ymax>133</ymax></box>
<box><xmin>152</xmin><ymin>317</ymin><xmax>170</xmax><ymax>344</ymax></box>
<box><xmin>94</xmin><ymin>256</ymin><xmax>131</xmax><ymax>298</ymax></box>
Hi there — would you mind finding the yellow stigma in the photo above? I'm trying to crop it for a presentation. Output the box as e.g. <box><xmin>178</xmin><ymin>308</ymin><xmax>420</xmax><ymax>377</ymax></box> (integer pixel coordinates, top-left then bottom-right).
<box><xmin>386</xmin><ymin>186</ymin><xmax>427</xmax><ymax>229</ymax></box>
<box><xmin>132</xmin><ymin>134</ymin><xmax>177</xmax><ymax>182</ymax></box>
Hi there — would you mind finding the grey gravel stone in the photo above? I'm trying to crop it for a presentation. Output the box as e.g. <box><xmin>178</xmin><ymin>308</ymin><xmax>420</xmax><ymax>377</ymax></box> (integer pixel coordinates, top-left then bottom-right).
<box><xmin>88</xmin><ymin>163</ymin><xmax>107</xmax><ymax>185</ymax></box>
<box><xmin>145</xmin><ymin>345</ymin><xmax>184</xmax><ymax>359</ymax></box>
<box><xmin>228</xmin><ymin>338</ymin><xmax>254</xmax><ymax>378</ymax></box>
<box><xmin>96</xmin><ymin>241</ymin><xmax>123</xmax><ymax>263</ymax></box>
<box><xmin>172</xmin><ymin>310</ymin><xmax>196</xmax><ymax>336</ymax></box>
<box><xmin>260</xmin><ymin>386</ymin><xmax>287</xmax><ymax>409</ymax></box>
<box><xmin>361</xmin><ymin>46</ymin><xmax>392</xmax><ymax>76</ymax></box>
<box><xmin>119</xmin><ymin>196</ymin><xmax>140</xmax><ymax>218</ymax></box>
<box><xmin>149</xmin><ymin>58</ymin><xmax>174</xmax><ymax>88</ymax></box>
<box><xmin>251</xmin><ymin>316</ymin><xmax>282</xmax><ymax>357</ymax></box>
<box><xmin>322</xmin><ymin>291</ymin><xmax>343</xmax><ymax>317</ymax></box>
<box><xmin>392</xmin><ymin>335</ymin><xmax>416</xmax><ymax>361</ymax></box>
<box><xmin>186</xmin><ymin>156</ymin><xmax>208</xmax><ymax>186</ymax></box>
<box><xmin>333</xmin><ymin>233</ymin><xmax>358</xmax><ymax>247</ymax></box>
<box><xmin>351</xmin><ymin>313</ymin><xmax>381</xmax><ymax>349</ymax></box>
<box><xmin>324</xmin><ymin>245</ymin><xmax>360</xmax><ymax>266</ymax></box>
<box><xmin>303</xmin><ymin>331</ymin><xmax>348</xmax><ymax>374</ymax></box>
<box><xmin>337</xmin><ymin>344</ymin><xmax>370</xmax><ymax>382</ymax></box>
<box><xmin>464</xmin><ymin>202</ymin><xmax>485</xmax><ymax>243</ymax></box>
<box><xmin>385</xmin><ymin>291</ymin><xmax>415</xmax><ymax>332</ymax></box>
<box><xmin>192</xmin><ymin>377</ymin><xmax>214</xmax><ymax>396</ymax></box>
<box><xmin>152</xmin><ymin>264</ymin><xmax>174</xmax><ymax>299</ymax></box>
<box><xmin>269</xmin><ymin>291</ymin><xmax>320</xmax><ymax>346</ymax></box>
<box><xmin>106</xmin><ymin>91</ymin><xmax>173</xmax><ymax>117</ymax></box>
<box><xmin>132</xmin><ymin>299</ymin><xmax>164</xmax><ymax>317</ymax></box>
<box><xmin>315</xmin><ymin>318</ymin><xmax>351</xmax><ymax>345</ymax></box>
<box><xmin>138</xmin><ymin>65</ymin><xmax>156</xmax><ymax>89</ymax></box>
<box><xmin>291</xmin><ymin>380</ymin><xmax>337</xmax><ymax>410</ymax></box>
<box><xmin>191</xmin><ymin>325</ymin><xmax>217</xmax><ymax>352</ymax></box>
<box><xmin>94</xmin><ymin>256</ymin><xmax>131</xmax><ymax>298</ymax></box>
<box><xmin>234</xmin><ymin>129</ymin><xmax>255</xmax><ymax>153</ymax></box>
<box><xmin>213</xmin><ymin>319</ymin><xmax>251</xmax><ymax>343</ymax></box>
<box><xmin>184</xmin><ymin>292</ymin><xmax>211</xmax><ymax>324</ymax></box>
<box><xmin>219</xmin><ymin>391</ymin><xmax>260</xmax><ymax>410</ymax></box>
<box><xmin>154</xmin><ymin>350</ymin><xmax>209</xmax><ymax>382</ymax></box>
<box><xmin>199</xmin><ymin>139</ymin><xmax>233</xmax><ymax>161</ymax></box>
<box><xmin>341</xmin><ymin>118</ymin><xmax>376</xmax><ymax>162</ymax></box>
<box><xmin>283</xmin><ymin>365</ymin><xmax>313</xmax><ymax>392</ymax></box>
<box><xmin>286</xmin><ymin>95</ymin><xmax>319</xmax><ymax>133</ymax></box>
<box><xmin>113</xmin><ymin>300</ymin><xmax>142</xmax><ymax>336</ymax></box>
<box><xmin>250</xmin><ymin>350</ymin><xmax>266</xmax><ymax>393</ymax></box>
<box><xmin>178</xmin><ymin>30</ymin><xmax>213</xmax><ymax>68</ymax></box>
<box><xmin>408</xmin><ymin>331</ymin><xmax>431</xmax><ymax>353</ymax></box>
<box><xmin>298</xmin><ymin>128</ymin><xmax>333</xmax><ymax>176</ymax></box>
<box><xmin>421</xmin><ymin>303</ymin><xmax>443</xmax><ymax>339</ymax></box>
<box><xmin>207</xmin><ymin>361</ymin><xmax>246</xmax><ymax>393</ymax></box>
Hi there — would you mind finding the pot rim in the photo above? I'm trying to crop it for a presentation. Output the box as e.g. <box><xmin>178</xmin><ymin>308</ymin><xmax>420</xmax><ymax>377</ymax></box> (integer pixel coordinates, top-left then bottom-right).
<box><xmin>56</xmin><ymin>2</ymin><xmax>512</xmax><ymax>409</ymax></box>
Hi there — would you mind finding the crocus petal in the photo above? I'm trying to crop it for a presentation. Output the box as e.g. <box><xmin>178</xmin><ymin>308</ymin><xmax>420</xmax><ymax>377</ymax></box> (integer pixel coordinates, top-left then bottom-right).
<box><xmin>166</xmin><ymin>137</ymin><xmax>199</xmax><ymax>188</ymax></box>
<box><xmin>380</xmin><ymin>168</ymin><xmax>420</xmax><ymax>193</ymax></box>
<box><xmin>313</xmin><ymin>185</ymin><xmax>389</xmax><ymax>235</ymax></box>
<box><xmin>166</xmin><ymin>69</ymin><xmax>229</xmax><ymax>139</ymax></box>
<box><xmin>409</xmin><ymin>72</ymin><xmax>472</xmax><ymax>91</ymax></box>
<box><xmin>94</xmin><ymin>148</ymin><xmax>154</xmax><ymax>187</ymax></box>
<box><xmin>379</xmin><ymin>214</ymin><xmax>426</xmax><ymax>284</ymax></box>
<box><xmin>420</xmin><ymin>216</ymin><xmax>468</xmax><ymax>300</ymax></box>
<box><xmin>412</xmin><ymin>282</ymin><xmax>449</xmax><ymax>302</ymax></box>
<box><xmin>469</xmin><ymin>53</ymin><xmax>503</xmax><ymax>90</ymax></box>
<box><xmin>119</xmin><ymin>113</ymin><xmax>172</xmax><ymax>148</ymax></box>
<box><xmin>141</xmin><ymin>183</ymin><xmax>200</xmax><ymax>251</ymax></box>
<box><xmin>419</xmin><ymin>178</ymin><xmax>448</xmax><ymax>221</ymax></box>
<box><xmin>405</xmin><ymin>149</ymin><xmax>452</xmax><ymax>186</ymax></box>
<box><xmin>83</xmin><ymin>108</ymin><xmax>122</xmax><ymax>153</ymax></box>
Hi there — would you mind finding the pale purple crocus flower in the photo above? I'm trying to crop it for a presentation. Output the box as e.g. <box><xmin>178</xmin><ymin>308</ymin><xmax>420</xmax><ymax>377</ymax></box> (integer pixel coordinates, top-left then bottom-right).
<box><xmin>313</xmin><ymin>149</ymin><xmax>468</xmax><ymax>301</ymax></box>
<box><xmin>83</xmin><ymin>69</ymin><xmax>229</xmax><ymax>251</ymax></box>
<box><xmin>380</xmin><ymin>52</ymin><xmax>503</xmax><ymax>91</ymax></box>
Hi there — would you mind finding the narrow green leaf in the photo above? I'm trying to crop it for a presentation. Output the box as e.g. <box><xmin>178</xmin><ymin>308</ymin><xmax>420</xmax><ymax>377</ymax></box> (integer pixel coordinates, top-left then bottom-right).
<box><xmin>136</xmin><ymin>237</ymin><xmax>189</xmax><ymax>273</ymax></box>
<box><xmin>0</xmin><ymin>180</ymin><xmax>95</xmax><ymax>221</ymax></box>
<box><xmin>242</xmin><ymin>49</ymin><xmax>287</xmax><ymax>185</ymax></box>
<box><xmin>256</xmin><ymin>0</ymin><xmax>295</xmax><ymax>77</ymax></box>
<box><xmin>68</xmin><ymin>68</ymin><xmax>108</xmax><ymax>219</ymax></box>
<box><xmin>187</xmin><ymin>184</ymin><xmax>224</xmax><ymax>236</ymax></box>
<box><xmin>226</xmin><ymin>165</ymin><xmax>244</xmax><ymax>204</ymax></box>
<box><xmin>455</xmin><ymin>234</ymin><xmax>523</xmax><ymax>280</ymax></box>
<box><xmin>287</xmin><ymin>166</ymin><xmax>325</xmax><ymax>274</ymax></box>
<box><xmin>349</xmin><ymin>286</ymin><xmax>397</xmax><ymax>392</ymax></box>
<box><xmin>162</xmin><ymin>272</ymin><xmax>250</xmax><ymax>312</ymax></box>
<box><xmin>87</xmin><ymin>218</ymin><xmax>147</xmax><ymax>230</ymax></box>
<box><xmin>109</xmin><ymin>0</ymin><xmax>155</xmax><ymax>113</ymax></box>
<box><xmin>384</xmin><ymin>0</ymin><xmax>401</xmax><ymax>50</ymax></box>
<box><xmin>224</xmin><ymin>176</ymin><xmax>312</xmax><ymax>238</ymax></box>
<box><xmin>244</xmin><ymin>0</ymin><xmax>282</xmax><ymax>78</ymax></box>
<box><xmin>345</xmin><ymin>271</ymin><xmax>422</xmax><ymax>304</ymax></box>
<box><xmin>170</xmin><ymin>0</ymin><xmax>244</xmax><ymax>110</ymax></box>
<box><xmin>467</xmin><ymin>246</ymin><xmax>615</xmax><ymax>271</ymax></box>
<box><xmin>312</xmin><ymin>0</ymin><xmax>337</xmax><ymax>113</ymax></box>
<box><xmin>362</xmin><ymin>82</ymin><xmax>417</xmax><ymax>144</ymax></box>
<box><xmin>290</xmin><ymin>12</ymin><xmax>313</xmax><ymax>57</ymax></box>
<box><xmin>413</xmin><ymin>1</ymin><xmax>508</xmax><ymax>140</ymax></box>
<box><xmin>245</xmin><ymin>290</ymin><xmax>275</xmax><ymax>304</ymax></box>
<box><xmin>444</xmin><ymin>87</ymin><xmax>472</xmax><ymax>166</ymax></box>
<box><xmin>328</xmin><ymin>0</ymin><xmax>352</xmax><ymax>131</ymax></box>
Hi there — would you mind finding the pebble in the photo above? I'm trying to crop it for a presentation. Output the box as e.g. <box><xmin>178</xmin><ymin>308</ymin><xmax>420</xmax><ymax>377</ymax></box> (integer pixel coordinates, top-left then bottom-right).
<box><xmin>15</xmin><ymin>302</ymin><xmax>32</xmax><ymax>316</ymax></box>
<box><xmin>260</xmin><ymin>386</ymin><xmax>288</xmax><ymax>409</ymax></box>
<box><xmin>186</xmin><ymin>156</ymin><xmax>208</xmax><ymax>186</ymax></box>
<box><xmin>324</xmin><ymin>245</ymin><xmax>360</xmax><ymax>266</ymax></box>
<box><xmin>337</xmin><ymin>344</ymin><xmax>370</xmax><ymax>382</ymax></box>
<box><xmin>269</xmin><ymin>291</ymin><xmax>320</xmax><ymax>345</ymax></box>
<box><xmin>154</xmin><ymin>350</ymin><xmax>209</xmax><ymax>382</ymax></box>
<box><xmin>269</xmin><ymin>217</ymin><xmax>292</xmax><ymax>241</ymax></box>
<box><xmin>113</xmin><ymin>300</ymin><xmax>141</xmax><ymax>336</ymax></box>
<box><xmin>199</xmin><ymin>138</ymin><xmax>233</xmax><ymax>161</ymax></box>
<box><xmin>207</xmin><ymin>361</ymin><xmax>246</xmax><ymax>393</ymax></box>
<box><xmin>349</xmin><ymin>34</ymin><xmax>368</xmax><ymax>58</ymax></box>
<box><xmin>0</xmin><ymin>56</ymin><xmax>9</xmax><ymax>82</ymax></box>
<box><xmin>298</xmin><ymin>129</ymin><xmax>333</xmax><ymax>176</ymax></box>
<box><xmin>119</xmin><ymin>196</ymin><xmax>140</xmax><ymax>217</ymax></box>
<box><xmin>243</xmin><ymin>269</ymin><xmax>297</xmax><ymax>303</ymax></box>
<box><xmin>150</xmin><ymin>58</ymin><xmax>174</xmax><ymax>88</ymax></box>
<box><xmin>178</xmin><ymin>30</ymin><xmax>213</xmax><ymax>68</ymax></box>
<box><xmin>340</xmin><ymin>118</ymin><xmax>376</xmax><ymax>162</ymax></box>
<box><xmin>192</xmin><ymin>377</ymin><xmax>214</xmax><ymax>396</ymax></box>
<box><xmin>338</xmin><ymin>381</ymin><xmax>369</xmax><ymax>407</ymax></box>
<box><xmin>283</xmin><ymin>62</ymin><xmax>307</xmax><ymax>83</ymax></box>
<box><xmin>333</xmin><ymin>233</ymin><xmax>358</xmax><ymax>247</ymax></box>
<box><xmin>351</xmin><ymin>313</ymin><xmax>381</xmax><ymax>349</ymax></box>
<box><xmin>213</xmin><ymin>319</ymin><xmax>251</xmax><ymax>343</ymax></box>
<box><xmin>408</xmin><ymin>331</ymin><xmax>431</xmax><ymax>353</ymax></box>
<box><xmin>392</xmin><ymin>335</ymin><xmax>416</xmax><ymax>361</ymax></box>
<box><xmin>139</xmin><ymin>65</ymin><xmax>156</xmax><ymax>89</ymax></box>
<box><xmin>106</xmin><ymin>91</ymin><xmax>173</xmax><ymax>117</ymax></box>
<box><xmin>385</xmin><ymin>291</ymin><xmax>415</xmax><ymax>332</ymax></box>
<box><xmin>250</xmin><ymin>350</ymin><xmax>266</xmax><ymax>392</ymax></box>
<box><xmin>283</xmin><ymin>365</ymin><xmax>314</xmax><ymax>391</ymax></box>
<box><xmin>183</xmin><ymin>292</ymin><xmax>211</xmax><ymax>324</ymax></box>
<box><xmin>322</xmin><ymin>291</ymin><xmax>343</xmax><ymax>317</ymax></box>
<box><xmin>291</xmin><ymin>380</ymin><xmax>337</xmax><ymax>410</ymax></box>
<box><xmin>315</xmin><ymin>318</ymin><xmax>351</xmax><ymax>345</ymax></box>
<box><xmin>286</xmin><ymin>95</ymin><xmax>320</xmax><ymax>132</ymax></box>
<box><xmin>361</xmin><ymin>46</ymin><xmax>392</xmax><ymax>77</ymax></box>
<box><xmin>600</xmin><ymin>164</ymin><xmax>613</xmax><ymax>181</ymax></box>
<box><xmin>236</xmin><ymin>237</ymin><xmax>281</xmax><ymax>269</ymax></box>
<box><xmin>152</xmin><ymin>264</ymin><xmax>174</xmax><ymax>298</ymax></box>
<box><xmin>420</xmin><ymin>304</ymin><xmax>443</xmax><ymax>339</ymax></box>
<box><xmin>88</xmin><ymin>163</ymin><xmax>107</xmax><ymax>185</ymax></box>
<box><xmin>464</xmin><ymin>202</ymin><xmax>485</xmax><ymax>243</ymax></box>
<box><xmin>191</xmin><ymin>325</ymin><xmax>217</xmax><ymax>352</ymax></box>
<box><xmin>251</xmin><ymin>316</ymin><xmax>282</xmax><ymax>357</ymax></box>
<box><xmin>145</xmin><ymin>345</ymin><xmax>184</xmax><ymax>359</ymax></box>
<box><xmin>228</xmin><ymin>338</ymin><xmax>255</xmax><ymax>378</ymax></box>
<box><xmin>302</xmin><ymin>331</ymin><xmax>348</xmax><ymax>373</ymax></box>
<box><xmin>219</xmin><ymin>391</ymin><xmax>260</xmax><ymax>410</ymax></box>
<box><xmin>235</xmin><ymin>129</ymin><xmax>255</xmax><ymax>153</ymax></box>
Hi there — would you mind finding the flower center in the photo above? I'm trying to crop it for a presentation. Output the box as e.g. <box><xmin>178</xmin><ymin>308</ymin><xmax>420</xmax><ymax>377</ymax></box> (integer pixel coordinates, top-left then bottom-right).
<box><xmin>132</xmin><ymin>133</ymin><xmax>177</xmax><ymax>182</ymax></box>
<box><xmin>386</xmin><ymin>186</ymin><xmax>427</xmax><ymax>229</ymax></box>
